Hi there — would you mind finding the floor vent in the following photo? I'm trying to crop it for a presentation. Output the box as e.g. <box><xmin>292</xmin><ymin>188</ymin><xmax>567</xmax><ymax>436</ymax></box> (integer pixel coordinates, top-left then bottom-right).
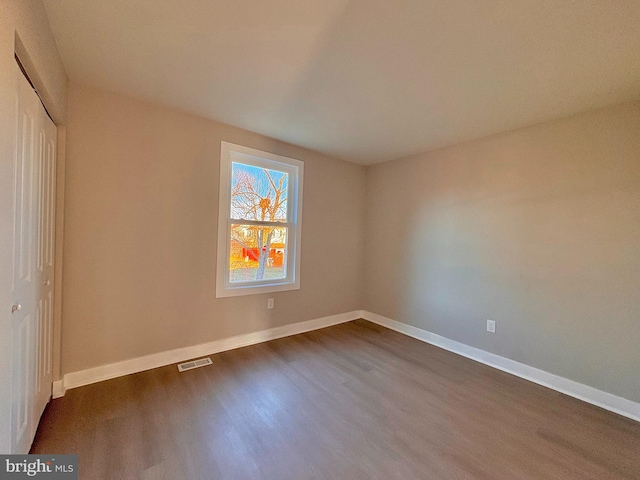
<box><xmin>177</xmin><ymin>357</ymin><xmax>213</xmax><ymax>372</ymax></box>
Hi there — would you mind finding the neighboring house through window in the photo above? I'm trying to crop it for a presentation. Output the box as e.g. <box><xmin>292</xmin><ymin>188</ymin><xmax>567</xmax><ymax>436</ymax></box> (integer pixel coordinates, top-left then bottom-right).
<box><xmin>216</xmin><ymin>142</ymin><xmax>303</xmax><ymax>297</ymax></box>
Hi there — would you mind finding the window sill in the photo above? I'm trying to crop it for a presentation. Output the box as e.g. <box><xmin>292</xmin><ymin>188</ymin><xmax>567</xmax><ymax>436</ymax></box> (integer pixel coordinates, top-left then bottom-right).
<box><xmin>215</xmin><ymin>280</ymin><xmax>300</xmax><ymax>298</ymax></box>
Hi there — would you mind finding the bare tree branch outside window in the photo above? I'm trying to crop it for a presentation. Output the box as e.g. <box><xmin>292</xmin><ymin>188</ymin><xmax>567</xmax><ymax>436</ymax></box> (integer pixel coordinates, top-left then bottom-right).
<box><xmin>230</xmin><ymin>163</ymin><xmax>288</xmax><ymax>281</ymax></box>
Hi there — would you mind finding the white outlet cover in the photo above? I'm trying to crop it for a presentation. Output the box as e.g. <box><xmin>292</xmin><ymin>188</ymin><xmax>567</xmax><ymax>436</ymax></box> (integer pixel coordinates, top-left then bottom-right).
<box><xmin>487</xmin><ymin>319</ymin><xmax>496</xmax><ymax>333</ymax></box>
<box><xmin>267</xmin><ymin>298</ymin><xmax>275</xmax><ymax>309</ymax></box>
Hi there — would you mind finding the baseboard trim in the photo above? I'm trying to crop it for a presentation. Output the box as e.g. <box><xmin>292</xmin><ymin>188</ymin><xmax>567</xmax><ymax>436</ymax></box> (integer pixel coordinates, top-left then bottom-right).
<box><xmin>361</xmin><ymin>310</ymin><xmax>640</xmax><ymax>423</ymax></box>
<box><xmin>54</xmin><ymin>310</ymin><xmax>361</xmax><ymax>397</ymax></box>
<box><xmin>53</xmin><ymin>309</ymin><xmax>640</xmax><ymax>422</ymax></box>
<box><xmin>52</xmin><ymin>380</ymin><xmax>65</xmax><ymax>399</ymax></box>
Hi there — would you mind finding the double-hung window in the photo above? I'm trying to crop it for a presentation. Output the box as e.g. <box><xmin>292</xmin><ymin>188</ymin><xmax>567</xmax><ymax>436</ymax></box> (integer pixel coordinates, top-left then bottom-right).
<box><xmin>216</xmin><ymin>142</ymin><xmax>303</xmax><ymax>297</ymax></box>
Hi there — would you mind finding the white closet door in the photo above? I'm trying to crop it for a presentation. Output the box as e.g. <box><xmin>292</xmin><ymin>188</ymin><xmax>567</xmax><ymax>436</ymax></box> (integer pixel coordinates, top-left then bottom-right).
<box><xmin>11</xmin><ymin>62</ymin><xmax>56</xmax><ymax>454</ymax></box>
<box><xmin>34</xmin><ymin>99</ymin><xmax>56</xmax><ymax>425</ymax></box>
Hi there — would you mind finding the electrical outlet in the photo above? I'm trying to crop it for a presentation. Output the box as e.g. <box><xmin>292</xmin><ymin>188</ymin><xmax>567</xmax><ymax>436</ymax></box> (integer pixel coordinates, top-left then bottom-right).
<box><xmin>487</xmin><ymin>319</ymin><xmax>496</xmax><ymax>333</ymax></box>
<box><xmin>267</xmin><ymin>298</ymin><xmax>274</xmax><ymax>309</ymax></box>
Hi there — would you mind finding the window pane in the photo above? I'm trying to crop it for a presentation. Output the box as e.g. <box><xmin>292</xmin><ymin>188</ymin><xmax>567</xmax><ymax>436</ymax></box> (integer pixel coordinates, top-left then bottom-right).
<box><xmin>231</xmin><ymin>162</ymin><xmax>288</xmax><ymax>222</ymax></box>
<box><xmin>229</xmin><ymin>224</ymin><xmax>287</xmax><ymax>283</ymax></box>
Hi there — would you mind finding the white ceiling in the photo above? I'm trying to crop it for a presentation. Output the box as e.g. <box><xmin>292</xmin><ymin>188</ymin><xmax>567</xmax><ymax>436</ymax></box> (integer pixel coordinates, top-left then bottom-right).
<box><xmin>43</xmin><ymin>0</ymin><xmax>640</xmax><ymax>165</ymax></box>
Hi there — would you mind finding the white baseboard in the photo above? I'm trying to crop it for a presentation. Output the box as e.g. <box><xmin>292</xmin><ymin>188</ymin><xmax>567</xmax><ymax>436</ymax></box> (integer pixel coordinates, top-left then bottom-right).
<box><xmin>361</xmin><ymin>310</ymin><xmax>640</xmax><ymax>423</ymax></box>
<box><xmin>52</xmin><ymin>380</ymin><xmax>65</xmax><ymax>399</ymax></box>
<box><xmin>53</xmin><ymin>310</ymin><xmax>361</xmax><ymax>398</ymax></box>
<box><xmin>52</xmin><ymin>308</ymin><xmax>640</xmax><ymax>423</ymax></box>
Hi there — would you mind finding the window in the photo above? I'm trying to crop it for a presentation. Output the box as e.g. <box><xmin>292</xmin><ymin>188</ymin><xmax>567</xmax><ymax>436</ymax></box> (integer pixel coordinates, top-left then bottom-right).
<box><xmin>216</xmin><ymin>142</ymin><xmax>303</xmax><ymax>297</ymax></box>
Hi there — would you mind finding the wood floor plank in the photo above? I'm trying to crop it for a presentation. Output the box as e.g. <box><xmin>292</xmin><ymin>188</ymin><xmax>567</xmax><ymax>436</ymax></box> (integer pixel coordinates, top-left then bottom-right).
<box><xmin>31</xmin><ymin>320</ymin><xmax>640</xmax><ymax>479</ymax></box>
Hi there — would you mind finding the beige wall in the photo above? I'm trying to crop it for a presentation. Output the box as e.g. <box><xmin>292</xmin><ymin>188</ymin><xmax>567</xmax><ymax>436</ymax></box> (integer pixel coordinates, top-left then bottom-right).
<box><xmin>61</xmin><ymin>83</ymin><xmax>366</xmax><ymax>374</ymax></box>
<box><xmin>0</xmin><ymin>0</ymin><xmax>67</xmax><ymax>453</ymax></box>
<box><xmin>365</xmin><ymin>102</ymin><xmax>640</xmax><ymax>403</ymax></box>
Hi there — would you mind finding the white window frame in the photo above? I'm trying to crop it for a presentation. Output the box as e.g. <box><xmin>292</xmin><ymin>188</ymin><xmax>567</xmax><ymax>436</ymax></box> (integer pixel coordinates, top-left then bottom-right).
<box><xmin>216</xmin><ymin>141</ymin><xmax>303</xmax><ymax>297</ymax></box>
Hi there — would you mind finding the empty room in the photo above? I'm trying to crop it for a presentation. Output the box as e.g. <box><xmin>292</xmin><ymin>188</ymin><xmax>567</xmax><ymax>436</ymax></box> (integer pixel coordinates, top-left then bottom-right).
<box><xmin>1</xmin><ymin>0</ymin><xmax>639</xmax><ymax>478</ymax></box>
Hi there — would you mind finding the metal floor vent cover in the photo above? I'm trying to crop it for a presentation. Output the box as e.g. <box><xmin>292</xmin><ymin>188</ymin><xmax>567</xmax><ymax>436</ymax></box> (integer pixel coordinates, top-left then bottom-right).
<box><xmin>177</xmin><ymin>357</ymin><xmax>213</xmax><ymax>372</ymax></box>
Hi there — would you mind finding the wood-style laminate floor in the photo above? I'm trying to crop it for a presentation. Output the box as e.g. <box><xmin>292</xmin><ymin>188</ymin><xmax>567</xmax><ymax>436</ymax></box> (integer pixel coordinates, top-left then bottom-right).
<box><xmin>32</xmin><ymin>320</ymin><xmax>640</xmax><ymax>479</ymax></box>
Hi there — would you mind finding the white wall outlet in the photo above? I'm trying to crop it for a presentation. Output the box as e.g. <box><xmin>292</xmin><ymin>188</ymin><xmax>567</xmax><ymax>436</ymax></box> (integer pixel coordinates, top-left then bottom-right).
<box><xmin>267</xmin><ymin>298</ymin><xmax>275</xmax><ymax>309</ymax></box>
<box><xmin>487</xmin><ymin>319</ymin><xmax>496</xmax><ymax>333</ymax></box>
